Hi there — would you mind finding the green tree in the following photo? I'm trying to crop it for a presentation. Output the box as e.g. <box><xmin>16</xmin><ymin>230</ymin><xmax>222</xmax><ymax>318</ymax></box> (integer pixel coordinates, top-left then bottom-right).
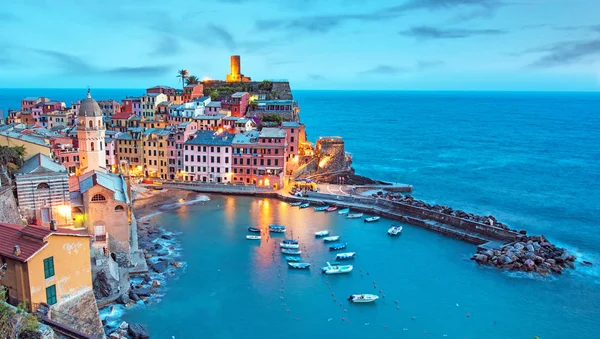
<box><xmin>186</xmin><ymin>75</ymin><xmax>199</xmax><ymax>85</ymax></box>
<box><xmin>258</xmin><ymin>80</ymin><xmax>273</xmax><ymax>91</ymax></box>
<box><xmin>0</xmin><ymin>287</ymin><xmax>40</xmax><ymax>337</ymax></box>
<box><xmin>176</xmin><ymin>69</ymin><xmax>189</xmax><ymax>90</ymax></box>
<box><xmin>210</xmin><ymin>90</ymin><xmax>220</xmax><ymax>101</ymax></box>
<box><xmin>0</xmin><ymin>145</ymin><xmax>26</xmax><ymax>180</ymax></box>
<box><xmin>261</xmin><ymin>113</ymin><xmax>282</xmax><ymax>124</ymax></box>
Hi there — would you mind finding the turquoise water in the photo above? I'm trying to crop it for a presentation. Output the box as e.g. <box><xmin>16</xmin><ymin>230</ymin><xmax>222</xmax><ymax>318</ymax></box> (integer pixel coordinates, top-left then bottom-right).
<box><xmin>2</xmin><ymin>89</ymin><xmax>600</xmax><ymax>338</ymax></box>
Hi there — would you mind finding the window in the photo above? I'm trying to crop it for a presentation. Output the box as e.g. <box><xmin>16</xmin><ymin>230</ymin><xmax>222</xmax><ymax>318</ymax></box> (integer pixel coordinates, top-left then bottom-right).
<box><xmin>254</xmin><ymin>159</ymin><xmax>257</xmax><ymax>165</ymax></box>
<box><xmin>210</xmin><ymin>147</ymin><xmax>214</xmax><ymax>153</ymax></box>
<box><xmin>225</xmin><ymin>168</ymin><xmax>229</xmax><ymax>173</ymax></box>
<box><xmin>290</xmin><ymin>146</ymin><xmax>294</xmax><ymax>152</ymax></box>
<box><xmin>90</xmin><ymin>142</ymin><xmax>95</xmax><ymax>151</ymax></box>
<box><xmin>115</xmin><ymin>205</ymin><xmax>125</xmax><ymax>212</ymax></box>
<box><xmin>91</xmin><ymin>194</ymin><xmax>107</xmax><ymax>202</ymax></box>
<box><xmin>46</xmin><ymin>285</ymin><xmax>57</xmax><ymax>305</ymax></box>
<box><xmin>275</xmin><ymin>159</ymin><xmax>278</xmax><ymax>166</ymax></box>
<box><xmin>225</xmin><ymin>158</ymin><xmax>229</xmax><ymax>164</ymax></box>
<box><xmin>267</xmin><ymin>159</ymin><xmax>271</xmax><ymax>166</ymax></box>
<box><xmin>43</xmin><ymin>257</ymin><xmax>55</xmax><ymax>279</ymax></box>
<box><xmin>217</xmin><ymin>157</ymin><xmax>220</xmax><ymax>163</ymax></box>
<box><xmin>217</xmin><ymin>147</ymin><xmax>221</xmax><ymax>152</ymax></box>
<box><xmin>291</xmin><ymin>137</ymin><xmax>294</xmax><ymax>142</ymax></box>
<box><xmin>234</xmin><ymin>158</ymin><xmax>237</xmax><ymax>165</ymax></box>
<box><xmin>260</xmin><ymin>159</ymin><xmax>263</xmax><ymax>166</ymax></box>
<box><xmin>275</xmin><ymin>149</ymin><xmax>279</xmax><ymax>155</ymax></box>
<box><xmin>37</xmin><ymin>183</ymin><xmax>50</xmax><ymax>189</ymax></box>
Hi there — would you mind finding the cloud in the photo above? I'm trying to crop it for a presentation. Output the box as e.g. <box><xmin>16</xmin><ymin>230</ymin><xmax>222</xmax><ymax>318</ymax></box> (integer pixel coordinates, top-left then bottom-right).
<box><xmin>526</xmin><ymin>38</ymin><xmax>600</xmax><ymax>67</ymax></box>
<box><xmin>206</xmin><ymin>24</ymin><xmax>237</xmax><ymax>50</ymax></box>
<box><xmin>416</xmin><ymin>60</ymin><xmax>446</xmax><ymax>70</ymax></box>
<box><xmin>359</xmin><ymin>65</ymin><xmax>409</xmax><ymax>75</ymax></box>
<box><xmin>552</xmin><ymin>24</ymin><xmax>600</xmax><ymax>33</ymax></box>
<box><xmin>105</xmin><ymin>66</ymin><xmax>172</xmax><ymax>77</ymax></box>
<box><xmin>399</xmin><ymin>25</ymin><xmax>506</xmax><ymax>39</ymax></box>
<box><xmin>359</xmin><ymin>60</ymin><xmax>446</xmax><ymax>76</ymax></box>
<box><xmin>150</xmin><ymin>35</ymin><xmax>181</xmax><ymax>57</ymax></box>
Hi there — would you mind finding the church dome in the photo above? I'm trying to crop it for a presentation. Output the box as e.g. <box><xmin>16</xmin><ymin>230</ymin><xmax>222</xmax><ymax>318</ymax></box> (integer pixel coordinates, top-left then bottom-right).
<box><xmin>79</xmin><ymin>90</ymin><xmax>103</xmax><ymax>117</ymax></box>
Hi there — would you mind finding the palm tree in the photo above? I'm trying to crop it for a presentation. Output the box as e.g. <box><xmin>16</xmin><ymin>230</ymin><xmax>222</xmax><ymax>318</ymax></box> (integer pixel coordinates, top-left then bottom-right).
<box><xmin>186</xmin><ymin>75</ymin><xmax>199</xmax><ymax>85</ymax></box>
<box><xmin>176</xmin><ymin>69</ymin><xmax>189</xmax><ymax>89</ymax></box>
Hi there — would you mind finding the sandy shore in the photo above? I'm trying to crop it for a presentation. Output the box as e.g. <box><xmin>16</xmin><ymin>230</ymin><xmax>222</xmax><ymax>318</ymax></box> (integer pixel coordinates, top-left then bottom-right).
<box><xmin>133</xmin><ymin>187</ymin><xmax>196</xmax><ymax>219</ymax></box>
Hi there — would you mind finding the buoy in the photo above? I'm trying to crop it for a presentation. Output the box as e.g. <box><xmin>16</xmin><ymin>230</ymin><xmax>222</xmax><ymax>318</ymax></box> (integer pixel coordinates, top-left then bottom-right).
<box><xmin>456</xmin><ymin>303</ymin><xmax>459</xmax><ymax>307</ymax></box>
<box><xmin>395</xmin><ymin>300</ymin><xmax>398</xmax><ymax>304</ymax></box>
<box><xmin>396</xmin><ymin>306</ymin><xmax>400</xmax><ymax>309</ymax></box>
<box><xmin>412</xmin><ymin>316</ymin><xmax>416</xmax><ymax>320</ymax></box>
<box><xmin>286</xmin><ymin>309</ymin><xmax>290</xmax><ymax>312</ymax></box>
<box><xmin>217</xmin><ymin>269</ymin><xmax>220</xmax><ymax>272</ymax></box>
<box><xmin>328</xmin><ymin>318</ymin><xmax>333</xmax><ymax>322</ymax></box>
<box><xmin>361</xmin><ymin>274</ymin><xmax>364</xmax><ymax>276</ymax></box>
<box><xmin>334</xmin><ymin>298</ymin><xmax>336</xmax><ymax>302</ymax></box>
<box><xmin>374</xmin><ymin>285</ymin><xmax>377</xmax><ymax>289</ymax></box>
<box><xmin>379</xmin><ymin>289</ymin><xmax>382</xmax><ymax>293</ymax></box>
<box><xmin>332</xmin><ymin>292</ymin><xmax>335</xmax><ymax>296</ymax></box>
<box><xmin>340</xmin><ymin>303</ymin><xmax>343</xmax><ymax>306</ymax></box>
<box><xmin>466</xmin><ymin>313</ymin><xmax>471</xmax><ymax>318</ymax></box>
<box><xmin>342</xmin><ymin>317</ymin><xmax>346</xmax><ymax>321</ymax></box>
<box><xmin>344</xmin><ymin>309</ymin><xmax>347</xmax><ymax>312</ymax></box>
<box><xmin>382</xmin><ymin>294</ymin><xmax>385</xmax><ymax>298</ymax></box>
<box><xmin>367</xmin><ymin>272</ymin><xmax>370</xmax><ymax>275</ymax></box>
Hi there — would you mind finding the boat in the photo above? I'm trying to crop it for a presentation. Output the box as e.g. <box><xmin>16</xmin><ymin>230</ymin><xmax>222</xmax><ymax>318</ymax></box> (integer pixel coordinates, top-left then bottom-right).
<box><xmin>314</xmin><ymin>230</ymin><xmax>330</xmax><ymax>237</ymax></box>
<box><xmin>285</xmin><ymin>256</ymin><xmax>301</xmax><ymax>262</ymax></box>
<box><xmin>288</xmin><ymin>262</ymin><xmax>311</xmax><ymax>269</ymax></box>
<box><xmin>336</xmin><ymin>252</ymin><xmax>356</xmax><ymax>260</ymax></box>
<box><xmin>322</xmin><ymin>262</ymin><xmax>353</xmax><ymax>274</ymax></box>
<box><xmin>290</xmin><ymin>201</ymin><xmax>302</xmax><ymax>206</ymax></box>
<box><xmin>329</xmin><ymin>243</ymin><xmax>347</xmax><ymax>251</ymax></box>
<box><xmin>269</xmin><ymin>225</ymin><xmax>286</xmax><ymax>233</ymax></box>
<box><xmin>314</xmin><ymin>206</ymin><xmax>330</xmax><ymax>212</ymax></box>
<box><xmin>282</xmin><ymin>239</ymin><xmax>299</xmax><ymax>244</ymax></box>
<box><xmin>248</xmin><ymin>227</ymin><xmax>261</xmax><ymax>233</ymax></box>
<box><xmin>388</xmin><ymin>225</ymin><xmax>403</xmax><ymax>236</ymax></box>
<box><xmin>280</xmin><ymin>242</ymin><xmax>300</xmax><ymax>249</ymax></box>
<box><xmin>299</xmin><ymin>202</ymin><xmax>310</xmax><ymax>208</ymax></box>
<box><xmin>338</xmin><ymin>208</ymin><xmax>350</xmax><ymax>215</ymax></box>
<box><xmin>364</xmin><ymin>216</ymin><xmax>380</xmax><ymax>223</ymax></box>
<box><xmin>325</xmin><ymin>206</ymin><xmax>338</xmax><ymax>212</ymax></box>
<box><xmin>323</xmin><ymin>236</ymin><xmax>340</xmax><ymax>242</ymax></box>
<box><xmin>246</xmin><ymin>235</ymin><xmax>261</xmax><ymax>240</ymax></box>
<box><xmin>346</xmin><ymin>213</ymin><xmax>364</xmax><ymax>219</ymax></box>
<box><xmin>281</xmin><ymin>249</ymin><xmax>302</xmax><ymax>255</ymax></box>
<box><xmin>348</xmin><ymin>294</ymin><xmax>379</xmax><ymax>303</ymax></box>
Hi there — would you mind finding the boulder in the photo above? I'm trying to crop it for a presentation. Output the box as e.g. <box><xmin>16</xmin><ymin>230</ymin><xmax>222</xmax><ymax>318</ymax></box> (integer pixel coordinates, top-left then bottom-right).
<box><xmin>473</xmin><ymin>254</ymin><xmax>488</xmax><ymax>263</ymax></box>
<box><xmin>545</xmin><ymin>258</ymin><xmax>556</xmax><ymax>266</ymax></box>
<box><xmin>514</xmin><ymin>243</ymin><xmax>525</xmax><ymax>251</ymax></box>
<box><xmin>526</xmin><ymin>244</ymin><xmax>535</xmax><ymax>253</ymax></box>
<box><xmin>524</xmin><ymin>259</ymin><xmax>535</xmax><ymax>270</ymax></box>
<box><xmin>143</xmin><ymin>274</ymin><xmax>152</xmax><ymax>283</ymax></box>
<box><xmin>503</xmin><ymin>256</ymin><xmax>513</xmax><ymax>265</ymax></box>
<box><xmin>93</xmin><ymin>270</ymin><xmax>112</xmax><ymax>299</ymax></box>
<box><xmin>128</xmin><ymin>324</ymin><xmax>150</xmax><ymax>339</ymax></box>
<box><xmin>154</xmin><ymin>250</ymin><xmax>169</xmax><ymax>257</ymax></box>
<box><xmin>533</xmin><ymin>256</ymin><xmax>544</xmax><ymax>264</ymax></box>
<box><xmin>154</xmin><ymin>243</ymin><xmax>163</xmax><ymax>250</ymax></box>
<box><xmin>152</xmin><ymin>280</ymin><xmax>161</xmax><ymax>287</ymax></box>
<box><xmin>117</xmin><ymin>293</ymin><xmax>131</xmax><ymax>305</ymax></box>
<box><xmin>173</xmin><ymin>261</ymin><xmax>182</xmax><ymax>268</ymax></box>
<box><xmin>134</xmin><ymin>288</ymin><xmax>151</xmax><ymax>297</ymax></box>
<box><xmin>129</xmin><ymin>290</ymin><xmax>140</xmax><ymax>302</ymax></box>
<box><xmin>118</xmin><ymin>321</ymin><xmax>129</xmax><ymax>330</ymax></box>
<box><xmin>151</xmin><ymin>261</ymin><xmax>168</xmax><ymax>273</ymax></box>
<box><xmin>161</xmin><ymin>234</ymin><xmax>173</xmax><ymax>240</ymax></box>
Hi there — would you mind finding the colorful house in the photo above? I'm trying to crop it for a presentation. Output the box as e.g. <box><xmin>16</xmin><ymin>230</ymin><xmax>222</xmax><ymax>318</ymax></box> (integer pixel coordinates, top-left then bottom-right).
<box><xmin>221</xmin><ymin>92</ymin><xmax>249</xmax><ymax>117</ymax></box>
<box><xmin>183</xmin><ymin>130</ymin><xmax>234</xmax><ymax>183</ymax></box>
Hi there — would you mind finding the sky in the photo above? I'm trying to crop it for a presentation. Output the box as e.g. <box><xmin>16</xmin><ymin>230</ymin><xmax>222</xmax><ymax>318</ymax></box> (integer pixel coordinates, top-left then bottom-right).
<box><xmin>0</xmin><ymin>0</ymin><xmax>599</xmax><ymax>91</ymax></box>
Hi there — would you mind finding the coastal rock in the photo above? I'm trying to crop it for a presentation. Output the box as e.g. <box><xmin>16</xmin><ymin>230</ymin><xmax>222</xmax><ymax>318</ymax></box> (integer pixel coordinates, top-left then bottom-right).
<box><xmin>154</xmin><ymin>243</ymin><xmax>163</xmax><ymax>250</ymax></box>
<box><xmin>128</xmin><ymin>324</ymin><xmax>150</xmax><ymax>339</ymax></box>
<box><xmin>128</xmin><ymin>290</ymin><xmax>140</xmax><ymax>302</ymax></box>
<box><xmin>173</xmin><ymin>261</ymin><xmax>182</xmax><ymax>268</ymax></box>
<box><xmin>545</xmin><ymin>259</ymin><xmax>556</xmax><ymax>266</ymax></box>
<box><xmin>524</xmin><ymin>259</ymin><xmax>535</xmax><ymax>270</ymax></box>
<box><xmin>93</xmin><ymin>270</ymin><xmax>112</xmax><ymax>299</ymax></box>
<box><xmin>133</xmin><ymin>288</ymin><xmax>151</xmax><ymax>297</ymax></box>
<box><xmin>152</xmin><ymin>280</ymin><xmax>161</xmax><ymax>287</ymax></box>
<box><xmin>514</xmin><ymin>243</ymin><xmax>525</xmax><ymax>251</ymax></box>
<box><xmin>161</xmin><ymin>234</ymin><xmax>173</xmax><ymax>240</ymax></box>
<box><xmin>151</xmin><ymin>261</ymin><xmax>168</xmax><ymax>273</ymax></box>
<box><xmin>117</xmin><ymin>293</ymin><xmax>131</xmax><ymax>305</ymax></box>
<box><xmin>143</xmin><ymin>274</ymin><xmax>152</xmax><ymax>283</ymax></box>
<box><xmin>526</xmin><ymin>244</ymin><xmax>535</xmax><ymax>253</ymax></box>
<box><xmin>473</xmin><ymin>254</ymin><xmax>488</xmax><ymax>263</ymax></box>
<box><xmin>154</xmin><ymin>250</ymin><xmax>169</xmax><ymax>257</ymax></box>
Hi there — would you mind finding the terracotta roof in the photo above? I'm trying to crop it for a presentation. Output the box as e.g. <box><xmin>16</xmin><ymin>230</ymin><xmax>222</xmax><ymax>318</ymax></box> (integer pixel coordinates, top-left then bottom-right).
<box><xmin>111</xmin><ymin>112</ymin><xmax>134</xmax><ymax>120</ymax></box>
<box><xmin>0</xmin><ymin>223</ymin><xmax>90</xmax><ymax>262</ymax></box>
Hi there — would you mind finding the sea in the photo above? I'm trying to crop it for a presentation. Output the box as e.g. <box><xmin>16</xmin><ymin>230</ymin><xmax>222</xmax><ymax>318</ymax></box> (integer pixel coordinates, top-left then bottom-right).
<box><xmin>1</xmin><ymin>89</ymin><xmax>600</xmax><ymax>338</ymax></box>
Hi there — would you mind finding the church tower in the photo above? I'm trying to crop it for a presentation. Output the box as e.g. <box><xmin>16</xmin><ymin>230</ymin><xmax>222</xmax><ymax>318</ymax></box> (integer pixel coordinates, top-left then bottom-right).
<box><xmin>76</xmin><ymin>89</ymin><xmax>106</xmax><ymax>173</ymax></box>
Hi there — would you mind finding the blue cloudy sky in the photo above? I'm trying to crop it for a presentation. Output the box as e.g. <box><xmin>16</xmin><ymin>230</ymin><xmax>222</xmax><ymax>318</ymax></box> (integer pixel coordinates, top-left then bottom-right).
<box><xmin>0</xmin><ymin>0</ymin><xmax>599</xmax><ymax>90</ymax></box>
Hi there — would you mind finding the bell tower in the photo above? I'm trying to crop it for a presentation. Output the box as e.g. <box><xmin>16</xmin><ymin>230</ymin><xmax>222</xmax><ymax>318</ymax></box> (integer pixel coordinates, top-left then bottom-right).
<box><xmin>76</xmin><ymin>89</ymin><xmax>106</xmax><ymax>173</ymax></box>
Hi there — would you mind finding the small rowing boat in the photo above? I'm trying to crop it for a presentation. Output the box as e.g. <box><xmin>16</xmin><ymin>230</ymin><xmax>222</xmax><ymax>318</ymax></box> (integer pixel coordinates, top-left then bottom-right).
<box><xmin>288</xmin><ymin>262</ymin><xmax>311</xmax><ymax>269</ymax></box>
<box><xmin>336</xmin><ymin>252</ymin><xmax>356</xmax><ymax>260</ymax></box>
<box><xmin>388</xmin><ymin>225</ymin><xmax>403</xmax><ymax>236</ymax></box>
<box><xmin>314</xmin><ymin>206</ymin><xmax>329</xmax><ymax>212</ymax></box>
<box><xmin>248</xmin><ymin>227</ymin><xmax>261</xmax><ymax>233</ymax></box>
<box><xmin>246</xmin><ymin>235</ymin><xmax>261</xmax><ymax>240</ymax></box>
<box><xmin>280</xmin><ymin>242</ymin><xmax>300</xmax><ymax>249</ymax></box>
<box><xmin>348</xmin><ymin>294</ymin><xmax>379</xmax><ymax>303</ymax></box>
<box><xmin>364</xmin><ymin>216</ymin><xmax>380</xmax><ymax>223</ymax></box>
<box><xmin>323</xmin><ymin>236</ymin><xmax>340</xmax><ymax>243</ymax></box>
<box><xmin>322</xmin><ymin>262</ymin><xmax>353</xmax><ymax>274</ymax></box>
<box><xmin>290</xmin><ymin>201</ymin><xmax>302</xmax><ymax>206</ymax></box>
<box><xmin>329</xmin><ymin>242</ymin><xmax>347</xmax><ymax>251</ymax></box>
<box><xmin>281</xmin><ymin>249</ymin><xmax>302</xmax><ymax>255</ymax></box>
<box><xmin>338</xmin><ymin>208</ymin><xmax>350</xmax><ymax>215</ymax></box>
<box><xmin>269</xmin><ymin>224</ymin><xmax>286</xmax><ymax>233</ymax></box>
<box><xmin>315</xmin><ymin>230</ymin><xmax>330</xmax><ymax>237</ymax></box>
<box><xmin>285</xmin><ymin>256</ymin><xmax>301</xmax><ymax>262</ymax></box>
<box><xmin>346</xmin><ymin>213</ymin><xmax>363</xmax><ymax>219</ymax></box>
<box><xmin>325</xmin><ymin>206</ymin><xmax>338</xmax><ymax>212</ymax></box>
<box><xmin>299</xmin><ymin>202</ymin><xmax>310</xmax><ymax>208</ymax></box>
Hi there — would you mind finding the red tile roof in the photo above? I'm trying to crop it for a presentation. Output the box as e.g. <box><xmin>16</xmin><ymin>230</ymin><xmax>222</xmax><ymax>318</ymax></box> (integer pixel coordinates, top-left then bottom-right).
<box><xmin>0</xmin><ymin>223</ymin><xmax>90</xmax><ymax>262</ymax></box>
<box><xmin>111</xmin><ymin>112</ymin><xmax>134</xmax><ymax>120</ymax></box>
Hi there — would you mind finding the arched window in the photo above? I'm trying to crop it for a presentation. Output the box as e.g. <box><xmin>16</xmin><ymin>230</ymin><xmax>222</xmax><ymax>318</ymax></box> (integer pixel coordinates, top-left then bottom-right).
<box><xmin>88</xmin><ymin>120</ymin><xmax>93</xmax><ymax>129</ymax></box>
<box><xmin>91</xmin><ymin>142</ymin><xmax>95</xmax><ymax>151</ymax></box>
<box><xmin>114</xmin><ymin>205</ymin><xmax>125</xmax><ymax>212</ymax></box>
<box><xmin>91</xmin><ymin>194</ymin><xmax>106</xmax><ymax>202</ymax></box>
<box><xmin>37</xmin><ymin>183</ymin><xmax>50</xmax><ymax>189</ymax></box>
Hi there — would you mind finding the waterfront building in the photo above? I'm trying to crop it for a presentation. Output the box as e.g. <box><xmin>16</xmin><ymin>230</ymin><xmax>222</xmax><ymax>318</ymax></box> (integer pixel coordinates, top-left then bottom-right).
<box><xmin>225</xmin><ymin>55</ymin><xmax>251</xmax><ymax>82</ymax></box>
<box><xmin>282</xmin><ymin>122</ymin><xmax>306</xmax><ymax>172</ymax></box>
<box><xmin>167</xmin><ymin>122</ymin><xmax>197</xmax><ymax>180</ymax></box>
<box><xmin>0</xmin><ymin>222</ymin><xmax>93</xmax><ymax>313</ymax></box>
<box><xmin>115</xmin><ymin>131</ymin><xmax>143</xmax><ymax>175</ymax></box>
<box><xmin>142</xmin><ymin>128</ymin><xmax>170</xmax><ymax>179</ymax></box>
<box><xmin>183</xmin><ymin>130</ymin><xmax>234</xmax><ymax>183</ymax></box>
<box><xmin>97</xmin><ymin>99</ymin><xmax>121</xmax><ymax>117</ymax></box>
<box><xmin>76</xmin><ymin>90</ymin><xmax>107</xmax><ymax>174</ymax></box>
<box><xmin>221</xmin><ymin>92</ymin><xmax>249</xmax><ymax>117</ymax></box>
<box><xmin>231</xmin><ymin>131</ymin><xmax>259</xmax><ymax>184</ymax></box>
<box><xmin>248</xmin><ymin>99</ymin><xmax>300</xmax><ymax>122</ymax></box>
<box><xmin>183</xmin><ymin>84</ymin><xmax>204</xmax><ymax>102</ymax></box>
<box><xmin>15</xmin><ymin>153</ymin><xmax>72</xmax><ymax>227</ymax></box>
<box><xmin>140</xmin><ymin>93</ymin><xmax>167</xmax><ymax>121</ymax></box>
<box><xmin>232</xmin><ymin>128</ymin><xmax>287</xmax><ymax>188</ymax></box>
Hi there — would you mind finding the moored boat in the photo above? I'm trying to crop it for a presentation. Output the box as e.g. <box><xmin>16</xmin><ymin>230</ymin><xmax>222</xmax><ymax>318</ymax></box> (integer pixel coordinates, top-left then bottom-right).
<box><xmin>285</xmin><ymin>256</ymin><xmax>301</xmax><ymax>262</ymax></box>
<box><xmin>269</xmin><ymin>224</ymin><xmax>286</xmax><ymax>233</ymax></box>
<box><xmin>364</xmin><ymin>216</ymin><xmax>380</xmax><ymax>223</ymax></box>
<box><xmin>315</xmin><ymin>230</ymin><xmax>330</xmax><ymax>237</ymax></box>
<box><xmin>290</xmin><ymin>202</ymin><xmax>302</xmax><ymax>206</ymax></box>
<box><xmin>323</xmin><ymin>236</ymin><xmax>340</xmax><ymax>242</ymax></box>
<box><xmin>288</xmin><ymin>262</ymin><xmax>311</xmax><ymax>269</ymax></box>
<box><xmin>336</xmin><ymin>252</ymin><xmax>356</xmax><ymax>260</ymax></box>
<box><xmin>280</xmin><ymin>242</ymin><xmax>300</xmax><ymax>249</ymax></box>
<box><xmin>322</xmin><ymin>262</ymin><xmax>353</xmax><ymax>274</ymax></box>
<box><xmin>329</xmin><ymin>242</ymin><xmax>347</xmax><ymax>251</ymax></box>
<box><xmin>281</xmin><ymin>249</ymin><xmax>302</xmax><ymax>255</ymax></box>
<box><xmin>248</xmin><ymin>227</ymin><xmax>261</xmax><ymax>233</ymax></box>
<box><xmin>282</xmin><ymin>239</ymin><xmax>299</xmax><ymax>244</ymax></box>
<box><xmin>338</xmin><ymin>208</ymin><xmax>350</xmax><ymax>215</ymax></box>
<box><xmin>314</xmin><ymin>206</ymin><xmax>329</xmax><ymax>212</ymax></box>
<box><xmin>325</xmin><ymin>206</ymin><xmax>338</xmax><ymax>212</ymax></box>
<box><xmin>246</xmin><ymin>235</ymin><xmax>261</xmax><ymax>240</ymax></box>
<box><xmin>388</xmin><ymin>225</ymin><xmax>403</xmax><ymax>236</ymax></box>
<box><xmin>299</xmin><ymin>202</ymin><xmax>310</xmax><ymax>208</ymax></box>
<box><xmin>348</xmin><ymin>294</ymin><xmax>379</xmax><ymax>303</ymax></box>
<box><xmin>346</xmin><ymin>213</ymin><xmax>363</xmax><ymax>219</ymax></box>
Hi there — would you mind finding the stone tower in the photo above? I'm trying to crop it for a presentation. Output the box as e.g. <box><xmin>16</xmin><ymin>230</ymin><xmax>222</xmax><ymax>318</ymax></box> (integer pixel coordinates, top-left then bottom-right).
<box><xmin>226</xmin><ymin>55</ymin><xmax>251</xmax><ymax>82</ymax></box>
<box><xmin>76</xmin><ymin>89</ymin><xmax>106</xmax><ymax>173</ymax></box>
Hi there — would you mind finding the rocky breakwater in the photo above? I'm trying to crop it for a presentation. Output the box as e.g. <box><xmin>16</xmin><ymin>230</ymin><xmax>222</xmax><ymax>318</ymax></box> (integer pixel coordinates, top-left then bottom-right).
<box><xmin>472</xmin><ymin>235</ymin><xmax>577</xmax><ymax>275</ymax></box>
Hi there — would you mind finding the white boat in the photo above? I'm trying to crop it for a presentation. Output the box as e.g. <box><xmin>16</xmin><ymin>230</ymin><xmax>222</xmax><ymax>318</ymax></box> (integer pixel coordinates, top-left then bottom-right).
<box><xmin>388</xmin><ymin>225</ymin><xmax>403</xmax><ymax>236</ymax></box>
<box><xmin>280</xmin><ymin>242</ymin><xmax>300</xmax><ymax>249</ymax></box>
<box><xmin>346</xmin><ymin>213</ymin><xmax>363</xmax><ymax>219</ymax></box>
<box><xmin>322</xmin><ymin>262</ymin><xmax>353</xmax><ymax>275</ymax></box>
<box><xmin>348</xmin><ymin>294</ymin><xmax>379</xmax><ymax>303</ymax></box>
<box><xmin>323</xmin><ymin>236</ymin><xmax>340</xmax><ymax>243</ymax></box>
<box><xmin>288</xmin><ymin>262</ymin><xmax>311</xmax><ymax>269</ymax></box>
<box><xmin>336</xmin><ymin>252</ymin><xmax>356</xmax><ymax>260</ymax></box>
<box><xmin>290</xmin><ymin>202</ymin><xmax>302</xmax><ymax>206</ymax></box>
<box><xmin>246</xmin><ymin>235</ymin><xmax>261</xmax><ymax>240</ymax></box>
<box><xmin>364</xmin><ymin>216</ymin><xmax>380</xmax><ymax>223</ymax></box>
<box><xmin>315</xmin><ymin>230</ymin><xmax>330</xmax><ymax>237</ymax></box>
<box><xmin>338</xmin><ymin>208</ymin><xmax>350</xmax><ymax>215</ymax></box>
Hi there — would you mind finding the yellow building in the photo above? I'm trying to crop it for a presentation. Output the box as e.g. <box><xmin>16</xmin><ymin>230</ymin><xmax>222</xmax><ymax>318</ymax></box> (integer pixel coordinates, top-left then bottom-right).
<box><xmin>0</xmin><ymin>130</ymin><xmax>52</xmax><ymax>159</ymax></box>
<box><xmin>142</xmin><ymin>128</ymin><xmax>170</xmax><ymax>179</ymax></box>
<box><xmin>115</xmin><ymin>130</ymin><xmax>144</xmax><ymax>175</ymax></box>
<box><xmin>0</xmin><ymin>222</ymin><xmax>92</xmax><ymax>311</ymax></box>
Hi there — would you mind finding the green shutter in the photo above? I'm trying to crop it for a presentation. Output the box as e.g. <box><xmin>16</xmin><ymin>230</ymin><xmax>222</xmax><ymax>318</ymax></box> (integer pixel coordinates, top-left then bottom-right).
<box><xmin>46</xmin><ymin>285</ymin><xmax>57</xmax><ymax>305</ymax></box>
<box><xmin>43</xmin><ymin>257</ymin><xmax>55</xmax><ymax>279</ymax></box>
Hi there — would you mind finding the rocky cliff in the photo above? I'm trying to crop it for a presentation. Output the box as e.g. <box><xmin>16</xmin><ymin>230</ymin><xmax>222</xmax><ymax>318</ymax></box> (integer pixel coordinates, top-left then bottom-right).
<box><xmin>0</xmin><ymin>186</ymin><xmax>23</xmax><ymax>225</ymax></box>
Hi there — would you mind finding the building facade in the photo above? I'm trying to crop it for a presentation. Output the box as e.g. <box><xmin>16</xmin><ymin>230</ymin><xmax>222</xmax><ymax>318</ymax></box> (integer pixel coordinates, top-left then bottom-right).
<box><xmin>183</xmin><ymin>131</ymin><xmax>234</xmax><ymax>183</ymax></box>
<box><xmin>76</xmin><ymin>91</ymin><xmax>106</xmax><ymax>173</ymax></box>
<box><xmin>140</xmin><ymin>93</ymin><xmax>167</xmax><ymax>121</ymax></box>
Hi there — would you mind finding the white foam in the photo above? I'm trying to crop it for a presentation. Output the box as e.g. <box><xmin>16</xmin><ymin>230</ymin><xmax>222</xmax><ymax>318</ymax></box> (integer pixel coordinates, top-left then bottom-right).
<box><xmin>161</xmin><ymin>195</ymin><xmax>210</xmax><ymax>210</ymax></box>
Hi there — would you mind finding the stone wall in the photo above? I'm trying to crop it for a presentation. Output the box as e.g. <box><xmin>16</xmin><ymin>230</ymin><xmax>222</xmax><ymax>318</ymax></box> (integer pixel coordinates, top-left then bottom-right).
<box><xmin>50</xmin><ymin>288</ymin><xmax>104</xmax><ymax>338</ymax></box>
<box><xmin>315</xmin><ymin>138</ymin><xmax>347</xmax><ymax>174</ymax></box>
<box><xmin>0</xmin><ymin>186</ymin><xmax>24</xmax><ymax>225</ymax></box>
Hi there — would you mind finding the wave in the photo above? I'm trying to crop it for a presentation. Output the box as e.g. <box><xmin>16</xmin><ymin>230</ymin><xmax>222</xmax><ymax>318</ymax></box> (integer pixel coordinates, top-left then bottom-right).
<box><xmin>160</xmin><ymin>195</ymin><xmax>210</xmax><ymax>210</ymax></box>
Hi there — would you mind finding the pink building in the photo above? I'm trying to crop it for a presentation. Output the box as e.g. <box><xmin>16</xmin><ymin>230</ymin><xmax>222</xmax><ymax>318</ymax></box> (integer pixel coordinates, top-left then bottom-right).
<box><xmin>167</xmin><ymin>122</ymin><xmax>197</xmax><ymax>180</ymax></box>
<box><xmin>221</xmin><ymin>92</ymin><xmax>249</xmax><ymax>117</ymax></box>
<box><xmin>122</xmin><ymin>97</ymin><xmax>142</xmax><ymax>116</ymax></box>
<box><xmin>183</xmin><ymin>130</ymin><xmax>234</xmax><ymax>183</ymax></box>
<box><xmin>147</xmin><ymin>85</ymin><xmax>176</xmax><ymax>96</ymax></box>
<box><xmin>105</xmin><ymin>137</ymin><xmax>118</xmax><ymax>172</ymax></box>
